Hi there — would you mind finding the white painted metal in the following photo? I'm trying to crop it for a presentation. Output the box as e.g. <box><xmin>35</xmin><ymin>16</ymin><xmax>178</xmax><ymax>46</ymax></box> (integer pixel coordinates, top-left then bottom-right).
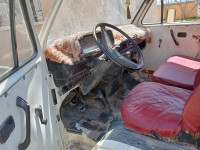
<box><xmin>142</xmin><ymin>23</ymin><xmax>200</xmax><ymax>70</ymax></box>
<box><xmin>93</xmin><ymin>140</ymin><xmax>141</xmax><ymax>150</ymax></box>
<box><xmin>0</xmin><ymin>59</ymin><xmax>63</xmax><ymax>150</ymax></box>
<box><xmin>0</xmin><ymin>0</ymin><xmax>64</xmax><ymax>149</ymax></box>
<box><xmin>39</xmin><ymin>0</ymin><xmax>63</xmax><ymax>51</ymax></box>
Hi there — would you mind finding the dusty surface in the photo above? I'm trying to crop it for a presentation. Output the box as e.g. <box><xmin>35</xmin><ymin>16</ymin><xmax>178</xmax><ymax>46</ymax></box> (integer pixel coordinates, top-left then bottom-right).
<box><xmin>65</xmin><ymin>132</ymin><xmax>96</xmax><ymax>150</ymax></box>
<box><xmin>113</xmin><ymin>25</ymin><xmax>152</xmax><ymax>45</ymax></box>
<box><xmin>61</xmin><ymin>93</ymin><xmax>113</xmax><ymax>141</ymax></box>
<box><xmin>44</xmin><ymin>25</ymin><xmax>152</xmax><ymax>65</ymax></box>
<box><xmin>44</xmin><ymin>31</ymin><xmax>92</xmax><ymax>65</ymax></box>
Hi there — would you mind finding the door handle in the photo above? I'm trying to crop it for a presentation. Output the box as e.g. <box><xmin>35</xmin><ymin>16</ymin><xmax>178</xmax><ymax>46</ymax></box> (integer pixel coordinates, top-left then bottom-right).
<box><xmin>16</xmin><ymin>97</ymin><xmax>30</xmax><ymax>150</ymax></box>
<box><xmin>35</xmin><ymin>106</ymin><xmax>47</xmax><ymax>125</ymax></box>
<box><xmin>0</xmin><ymin>116</ymin><xmax>15</xmax><ymax>144</ymax></box>
<box><xmin>170</xmin><ymin>29</ymin><xmax>179</xmax><ymax>46</ymax></box>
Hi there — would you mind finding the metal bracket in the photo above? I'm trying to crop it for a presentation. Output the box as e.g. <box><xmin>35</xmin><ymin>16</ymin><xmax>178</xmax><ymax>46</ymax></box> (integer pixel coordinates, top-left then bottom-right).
<box><xmin>35</xmin><ymin>106</ymin><xmax>47</xmax><ymax>125</ymax></box>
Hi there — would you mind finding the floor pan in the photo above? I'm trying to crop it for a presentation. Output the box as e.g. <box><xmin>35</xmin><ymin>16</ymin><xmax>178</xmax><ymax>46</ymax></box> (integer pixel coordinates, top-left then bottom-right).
<box><xmin>61</xmin><ymin>94</ymin><xmax>113</xmax><ymax>141</ymax></box>
<box><xmin>61</xmin><ymin>71</ymin><xmax>140</xmax><ymax>142</ymax></box>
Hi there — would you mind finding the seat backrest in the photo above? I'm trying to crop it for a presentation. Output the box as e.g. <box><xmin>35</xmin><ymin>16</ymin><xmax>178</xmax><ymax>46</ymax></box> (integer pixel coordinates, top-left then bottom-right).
<box><xmin>182</xmin><ymin>73</ymin><xmax>200</xmax><ymax>133</ymax></box>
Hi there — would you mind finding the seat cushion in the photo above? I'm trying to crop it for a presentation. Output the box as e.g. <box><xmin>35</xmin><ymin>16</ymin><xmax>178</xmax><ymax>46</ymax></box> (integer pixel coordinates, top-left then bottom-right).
<box><xmin>121</xmin><ymin>82</ymin><xmax>192</xmax><ymax>138</ymax></box>
<box><xmin>152</xmin><ymin>62</ymin><xmax>198</xmax><ymax>90</ymax></box>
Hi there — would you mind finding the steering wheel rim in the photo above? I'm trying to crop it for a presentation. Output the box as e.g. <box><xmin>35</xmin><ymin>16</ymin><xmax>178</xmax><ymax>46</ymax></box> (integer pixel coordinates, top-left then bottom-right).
<box><xmin>93</xmin><ymin>23</ymin><xmax>144</xmax><ymax>70</ymax></box>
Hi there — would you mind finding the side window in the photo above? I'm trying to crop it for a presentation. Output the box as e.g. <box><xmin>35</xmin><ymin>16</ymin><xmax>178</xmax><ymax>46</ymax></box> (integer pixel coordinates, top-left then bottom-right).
<box><xmin>15</xmin><ymin>1</ymin><xmax>34</xmax><ymax>65</ymax></box>
<box><xmin>0</xmin><ymin>0</ymin><xmax>37</xmax><ymax>79</ymax></box>
<box><xmin>143</xmin><ymin>0</ymin><xmax>200</xmax><ymax>24</ymax></box>
<box><xmin>163</xmin><ymin>0</ymin><xmax>199</xmax><ymax>22</ymax></box>
<box><xmin>29</xmin><ymin>0</ymin><xmax>44</xmax><ymax>23</ymax></box>
<box><xmin>0</xmin><ymin>0</ymin><xmax>14</xmax><ymax>75</ymax></box>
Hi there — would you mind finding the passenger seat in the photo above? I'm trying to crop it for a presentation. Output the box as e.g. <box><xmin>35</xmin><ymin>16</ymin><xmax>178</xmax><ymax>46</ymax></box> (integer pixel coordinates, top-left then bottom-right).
<box><xmin>152</xmin><ymin>55</ymin><xmax>200</xmax><ymax>90</ymax></box>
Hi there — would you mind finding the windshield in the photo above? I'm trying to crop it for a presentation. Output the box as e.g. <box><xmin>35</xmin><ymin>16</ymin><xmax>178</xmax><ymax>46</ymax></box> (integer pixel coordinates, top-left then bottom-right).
<box><xmin>48</xmin><ymin>0</ymin><xmax>144</xmax><ymax>45</ymax></box>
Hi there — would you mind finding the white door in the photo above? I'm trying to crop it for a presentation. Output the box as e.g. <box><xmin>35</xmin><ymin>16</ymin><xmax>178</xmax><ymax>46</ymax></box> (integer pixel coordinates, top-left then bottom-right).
<box><xmin>0</xmin><ymin>0</ymin><xmax>63</xmax><ymax>149</ymax></box>
<box><xmin>135</xmin><ymin>0</ymin><xmax>200</xmax><ymax>71</ymax></box>
<box><xmin>142</xmin><ymin>23</ymin><xmax>200</xmax><ymax>70</ymax></box>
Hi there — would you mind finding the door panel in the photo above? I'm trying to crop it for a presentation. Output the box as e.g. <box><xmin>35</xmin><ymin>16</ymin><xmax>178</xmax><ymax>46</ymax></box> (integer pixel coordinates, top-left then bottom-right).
<box><xmin>142</xmin><ymin>23</ymin><xmax>200</xmax><ymax>70</ymax></box>
<box><xmin>0</xmin><ymin>0</ymin><xmax>63</xmax><ymax>149</ymax></box>
<box><xmin>0</xmin><ymin>59</ymin><xmax>63</xmax><ymax>150</ymax></box>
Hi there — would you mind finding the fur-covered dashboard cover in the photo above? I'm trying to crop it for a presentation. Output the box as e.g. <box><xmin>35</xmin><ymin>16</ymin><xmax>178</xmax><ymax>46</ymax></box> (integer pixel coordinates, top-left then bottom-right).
<box><xmin>44</xmin><ymin>25</ymin><xmax>151</xmax><ymax>65</ymax></box>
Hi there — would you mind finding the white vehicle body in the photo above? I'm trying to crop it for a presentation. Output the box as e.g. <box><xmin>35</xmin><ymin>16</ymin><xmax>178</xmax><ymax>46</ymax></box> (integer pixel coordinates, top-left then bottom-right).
<box><xmin>0</xmin><ymin>0</ymin><xmax>200</xmax><ymax>150</ymax></box>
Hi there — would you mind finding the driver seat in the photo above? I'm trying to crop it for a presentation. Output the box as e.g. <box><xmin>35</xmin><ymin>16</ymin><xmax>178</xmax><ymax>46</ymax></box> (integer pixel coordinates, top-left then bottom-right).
<box><xmin>121</xmin><ymin>69</ymin><xmax>200</xmax><ymax>138</ymax></box>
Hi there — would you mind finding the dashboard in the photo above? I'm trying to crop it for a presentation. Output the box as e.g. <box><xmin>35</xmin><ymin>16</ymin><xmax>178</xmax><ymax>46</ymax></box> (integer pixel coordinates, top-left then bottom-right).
<box><xmin>79</xmin><ymin>30</ymin><xmax>114</xmax><ymax>58</ymax></box>
<box><xmin>47</xmin><ymin>30</ymin><xmax>146</xmax><ymax>95</ymax></box>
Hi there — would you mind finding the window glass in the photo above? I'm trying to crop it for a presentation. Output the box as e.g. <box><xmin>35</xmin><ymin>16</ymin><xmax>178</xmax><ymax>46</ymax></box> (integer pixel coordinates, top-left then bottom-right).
<box><xmin>29</xmin><ymin>0</ymin><xmax>45</xmax><ymax>23</ymax></box>
<box><xmin>15</xmin><ymin>0</ymin><xmax>34</xmax><ymax>65</ymax></box>
<box><xmin>143</xmin><ymin>0</ymin><xmax>200</xmax><ymax>24</ymax></box>
<box><xmin>0</xmin><ymin>0</ymin><xmax>36</xmax><ymax>79</ymax></box>
<box><xmin>143</xmin><ymin>0</ymin><xmax>161</xmax><ymax>24</ymax></box>
<box><xmin>163</xmin><ymin>0</ymin><xmax>200</xmax><ymax>22</ymax></box>
<box><xmin>0</xmin><ymin>0</ymin><xmax>10</xmax><ymax>27</ymax></box>
<box><xmin>0</xmin><ymin>0</ymin><xmax>14</xmax><ymax>77</ymax></box>
<box><xmin>48</xmin><ymin>0</ymin><xmax>145</xmax><ymax>45</ymax></box>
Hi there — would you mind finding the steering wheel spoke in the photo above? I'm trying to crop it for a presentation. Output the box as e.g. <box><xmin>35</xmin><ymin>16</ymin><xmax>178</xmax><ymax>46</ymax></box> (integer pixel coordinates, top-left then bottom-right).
<box><xmin>113</xmin><ymin>50</ymin><xmax>138</xmax><ymax>66</ymax></box>
<box><xmin>101</xmin><ymin>26</ymin><xmax>113</xmax><ymax>48</ymax></box>
<box><xmin>93</xmin><ymin>23</ymin><xmax>144</xmax><ymax>70</ymax></box>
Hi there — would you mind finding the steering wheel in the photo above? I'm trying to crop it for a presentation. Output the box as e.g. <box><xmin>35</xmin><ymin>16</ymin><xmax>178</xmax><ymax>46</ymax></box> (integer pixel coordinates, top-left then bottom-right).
<box><xmin>93</xmin><ymin>23</ymin><xmax>144</xmax><ymax>70</ymax></box>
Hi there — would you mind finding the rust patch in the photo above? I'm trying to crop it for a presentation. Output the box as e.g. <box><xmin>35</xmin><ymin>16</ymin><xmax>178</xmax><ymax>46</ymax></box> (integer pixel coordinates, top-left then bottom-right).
<box><xmin>141</xmin><ymin>69</ymin><xmax>154</xmax><ymax>75</ymax></box>
<box><xmin>192</xmin><ymin>35</ymin><xmax>200</xmax><ymax>42</ymax></box>
<box><xmin>140</xmin><ymin>69</ymin><xmax>154</xmax><ymax>81</ymax></box>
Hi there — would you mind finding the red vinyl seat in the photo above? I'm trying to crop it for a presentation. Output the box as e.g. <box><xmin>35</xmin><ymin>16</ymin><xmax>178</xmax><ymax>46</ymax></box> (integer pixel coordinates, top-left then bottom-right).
<box><xmin>152</xmin><ymin>55</ymin><xmax>200</xmax><ymax>90</ymax></box>
<box><xmin>121</xmin><ymin>70</ymin><xmax>200</xmax><ymax>138</ymax></box>
<box><xmin>167</xmin><ymin>55</ymin><xmax>200</xmax><ymax>69</ymax></box>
